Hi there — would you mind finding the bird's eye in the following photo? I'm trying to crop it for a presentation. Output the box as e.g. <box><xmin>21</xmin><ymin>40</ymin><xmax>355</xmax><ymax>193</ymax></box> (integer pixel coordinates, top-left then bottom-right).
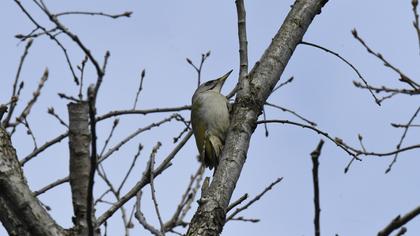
<box><xmin>204</xmin><ymin>81</ymin><xmax>213</xmax><ymax>86</ymax></box>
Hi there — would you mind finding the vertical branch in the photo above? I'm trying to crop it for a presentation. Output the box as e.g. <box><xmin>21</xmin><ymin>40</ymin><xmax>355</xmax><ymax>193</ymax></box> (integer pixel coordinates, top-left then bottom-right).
<box><xmin>133</xmin><ymin>69</ymin><xmax>146</xmax><ymax>109</ymax></box>
<box><xmin>87</xmin><ymin>86</ymin><xmax>98</xmax><ymax>236</ymax></box>
<box><xmin>227</xmin><ymin>0</ymin><xmax>249</xmax><ymax>98</ymax></box>
<box><xmin>236</xmin><ymin>0</ymin><xmax>248</xmax><ymax>80</ymax></box>
<box><xmin>386</xmin><ymin>106</ymin><xmax>420</xmax><ymax>173</ymax></box>
<box><xmin>412</xmin><ymin>0</ymin><xmax>420</xmax><ymax>54</ymax></box>
<box><xmin>311</xmin><ymin>140</ymin><xmax>324</xmax><ymax>236</ymax></box>
<box><xmin>68</xmin><ymin>102</ymin><xmax>91</xmax><ymax>235</ymax></box>
<box><xmin>148</xmin><ymin>142</ymin><xmax>165</xmax><ymax>234</ymax></box>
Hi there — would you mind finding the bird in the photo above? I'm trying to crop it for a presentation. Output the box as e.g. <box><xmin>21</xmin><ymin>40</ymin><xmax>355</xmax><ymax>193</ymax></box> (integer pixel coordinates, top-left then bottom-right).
<box><xmin>191</xmin><ymin>70</ymin><xmax>232</xmax><ymax>170</ymax></box>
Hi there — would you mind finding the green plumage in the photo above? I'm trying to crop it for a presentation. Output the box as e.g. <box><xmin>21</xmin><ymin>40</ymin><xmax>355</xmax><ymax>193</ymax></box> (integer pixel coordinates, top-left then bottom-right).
<box><xmin>191</xmin><ymin>71</ymin><xmax>232</xmax><ymax>170</ymax></box>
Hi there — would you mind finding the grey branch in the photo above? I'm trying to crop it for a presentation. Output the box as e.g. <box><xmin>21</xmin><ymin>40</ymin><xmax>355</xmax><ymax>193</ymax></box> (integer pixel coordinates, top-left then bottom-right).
<box><xmin>378</xmin><ymin>205</ymin><xmax>420</xmax><ymax>236</ymax></box>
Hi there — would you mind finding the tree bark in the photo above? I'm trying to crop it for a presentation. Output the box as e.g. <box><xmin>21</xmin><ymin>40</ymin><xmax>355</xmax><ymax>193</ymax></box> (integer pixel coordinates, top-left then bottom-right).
<box><xmin>68</xmin><ymin>102</ymin><xmax>92</xmax><ymax>235</ymax></box>
<box><xmin>186</xmin><ymin>0</ymin><xmax>328</xmax><ymax>235</ymax></box>
<box><xmin>0</xmin><ymin>128</ymin><xmax>66</xmax><ymax>236</ymax></box>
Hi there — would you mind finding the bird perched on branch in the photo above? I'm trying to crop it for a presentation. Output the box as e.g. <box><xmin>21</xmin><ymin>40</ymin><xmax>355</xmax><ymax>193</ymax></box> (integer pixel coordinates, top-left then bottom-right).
<box><xmin>191</xmin><ymin>70</ymin><xmax>232</xmax><ymax>170</ymax></box>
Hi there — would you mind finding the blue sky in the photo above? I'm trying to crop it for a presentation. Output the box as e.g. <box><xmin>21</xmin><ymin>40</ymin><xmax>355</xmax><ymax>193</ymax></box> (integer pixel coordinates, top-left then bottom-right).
<box><xmin>1</xmin><ymin>1</ymin><xmax>419</xmax><ymax>235</ymax></box>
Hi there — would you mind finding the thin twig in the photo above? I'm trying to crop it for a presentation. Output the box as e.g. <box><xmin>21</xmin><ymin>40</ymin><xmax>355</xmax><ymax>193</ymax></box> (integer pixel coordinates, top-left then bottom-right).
<box><xmin>20</xmin><ymin>131</ymin><xmax>69</xmax><ymax>165</ymax></box>
<box><xmin>227</xmin><ymin>177</ymin><xmax>283</xmax><ymax>221</ymax></box>
<box><xmin>265</xmin><ymin>102</ymin><xmax>317</xmax><ymax>126</ymax></box>
<box><xmin>96</xmin><ymin>105</ymin><xmax>191</xmax><ymax>122</ymax></box>
<box><xmin>99</xmin><ymin>119</ymin><xmax>120</xmax><ymax>157</ymax></box>
<box><xmin>34</xmin><ymin>0</ymin><xmax>104</xmax><ymax>80</ymax></box>
<box><xmin>16</xmin><ymin>68</ymin><xmax>49</xmax><ymax>122</ymax></box>
<box><xmin>117</xmin><ymin>143</ymin><xmax>143</xmax><ymax>194</ymax></box>
<box><xmin>20</xmin><ymin>117</ymin><xmax>38</xmax><ymax>150</ymax></box>
<box><xmin>412</xmin><ymin>0</ymin><xmax>420</xmax><ymax>54</ymax></box>
<box><xmin>148</xmin><ymin>142</ymin><xmax>165</xmax><ymax>234</ymax></box>
<box><xmin>58</xmin><ymin>93</ymin><xmax>80</xmax><ymax>102</ymax></box>
<box><xmin>34</xmin><ymin>176</ymin><xmax>70</xmax><ymax>196</ymax></box>
<box><xmin>353</xmin><ymin>82</ymin><xmax>419</xmax><ymax>95</ymax></box>
<box><xmin>178</xmin><ymin>164</ymin><xmax>205</xmax><ymax>223</ymax></box>
<box><xmin>262</xmin><ymin>107</ymin><xmax>269</xmax><ymax>137</ymax></box>
<box><xmin>227</xmin><ymin>194</ymin><xmax>248</xmax><ymax>212</ymax></box>
<box><xmin>311</xmin><ymin>140</ymin><xmax>324</xmax><ymax>236</ymax></box>
<box><xmin>230</xmin><ymin>217</ymin><xmax>260</xmax><ymax>223</ymax></box>
<box><xmin>165</xmin><ymin>164</ymin><xmax>204</xmax><ymax>230</ymax></box>
<box><xmin>78</xmin><ymin>55</ymin><xmax>88</xmax><ymax>100</ymax></box>
<box><xmin>3</xmin><ymin>39</ymin><xmax>33</xmax><ymax>127</ymax></box>
<box><xmin>47</xmin><ymin>107</ymin><xmax>68</xmax><ymax>128</ymax></box>
<box><xmin>98</xmin><ymin>114</ymin><xmax>178</xmax><ymax>163</ymax></box>
<box><xmin>186</xmin><ymin>51</ymin><xmax>211</xmax><ymax>87</ymax></box>
<box><xmin>135</xmin><ymin>191</ymin><xmax>163</xmax><ymax>236</ymax></box>
<box><xmin>272</xmin><ymin>76</ymin><xmax>294</xmax><ymax>93</ymax></box>
<box><xmin>257</xmin><ymin>120</ymin><xmax>360</xmax><ymax>160</ymax></box>
<box><xmin>352</xmin><ymin>29</ymin><xmax>420</xmax><ymax>89</ymax></box>
<box><xmin>55</xmin><ymin>11</ymin><xmax>132</xmax><ymax>19</ymax></box>
<box><xmin>133</xmin><ymin>69</ymin><xmax>146</xmax><ymax>109</ymax></box>
<box><xmin>386</xmin><ymin>106</ymin><xmax>420</xmax><ymax>173</ymax></box>
<box><xmin>301</xmin><ymin>41</ymin><xmax>381</xmax><ymax>105</ymax></box>
<box><xmin>14</xmin><ymin>0</ymin><xmax>79</xmax><ymax>84</ymax></box>
<box><xmin>97</xmin><ymin>131</ymin><xmax>193</xmax><ymax>225</ymax></box>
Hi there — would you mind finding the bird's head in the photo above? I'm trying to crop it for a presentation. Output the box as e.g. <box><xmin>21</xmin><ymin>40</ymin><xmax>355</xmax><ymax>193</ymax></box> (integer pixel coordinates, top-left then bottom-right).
<box><xmin>192</xmin><ymin>70</ymin><xmax>233</xmax><ymax>101</ymax></box>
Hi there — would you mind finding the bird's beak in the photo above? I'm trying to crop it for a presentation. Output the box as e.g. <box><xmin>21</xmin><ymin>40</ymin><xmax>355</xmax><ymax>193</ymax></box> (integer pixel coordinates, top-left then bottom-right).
<box><xmin>217</xmin><ymin>69</ymin><xmax>233</xmax><ymax>87</ymax></box>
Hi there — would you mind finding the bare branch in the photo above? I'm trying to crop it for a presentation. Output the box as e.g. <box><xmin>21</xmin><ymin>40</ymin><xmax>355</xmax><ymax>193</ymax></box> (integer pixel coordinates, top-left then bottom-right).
<box><xmin>97</xmin><ymin>131</ymin><xmax>193</xmax><ymax>225</ymax></box>
<box><xmin>226</xmin><ymin>178</ymin><xmax>283</xmax><ymax>221</ymax></box>
<box><xmin>227</xmin><ymin>194</ymin><xmax>248</xmax><ymax>213</ymax></box>
<box><xmin>257</xmin><ymin>119</ymin><xmax>360</xmax><ymax>160</ymax></box>
<box><xmin>15</xmin><ymin>68</ymin><xmax>49</xmax><ymax>125</ymax></box>
<box><xmin>14</xmin><ymin>0</ymin><xmax>79</xmax><ymax>84</ymax></box>
<box><xmin>3</xmin><ymin>39</ymin><xmax>33</xmax><ymax>127</ymax></box>
<box><xmin>186</xmin><ymin>51</ymin><xmax>211</xmax><ymax>87</ymax></box>
<box><xmin>265</xmin><ymin>102</ymin><xmax>317</xmax><ymax>126</ymax></box>
<box><xmin>311</xmin><ymin>140</ymin><xmax>324</xmax><ymax>236</ymax></box>
<box><xmin>300</xmin><ymin>41</ymin><xmax>380</xmax><ymax>105</ymax></box>
<box><xmin>55</xmin><ymin>11</ymin><xmax>132</xmax><ymax>19</ymax></box>
<box><xmin>386</xmin><ymin>106</ymin><xmax>420</xmax><ymax>173</ymax></box>
<box><xmin>34</xmin><ymin>176</ymin><xmax>70</xmax><ymax>196</ymax></box>
<box><xmin>133</xmin><ymin>69</ymin><xmax>146</xmax><ymax>109</ymax></box>
<box><xmin>135</xmin><ymin>191</ymin><xmax>163</xmax><ymax>236</ymax></box>
<box><xmin>117</xmin><ymin>143</ymin><xmax>143</xmax><ymax>194</ymax></box>
<box><xmin>47</xmin><ymin>107</ymin><xmax>68</xmax><ymax>128</ymax></box>
<box><xmin>412</xmin><ymin>0</ymin><xmax>420</xmax><ymax>54</ymax></box>
<box><xmin>352</xmin><ymin>29</ymin><xmax>420</xmax><ymax>89</ymax></box>
<box><xmin>96</xmin><ymin>105</ymin><xmax>191</xmax><ymax>122</ymax></box>
<box><xmin>378</xmin><ymin>205</ymin><xmax>420</xmax><ymax>236</ymax></box>
<box><xmin>272</xmin><ymin>76</ymin><xmax>294</xmax><ymax>93</ymax></box>
<box><xmin>148</xmin><ymin>142</ymin><xmax>165</xmax><ymax>234</ymax></box>
<box><xmin>98</xmin><ymin>114</ymin><xmax>178</xmax><ymax>163</ymax></box>
<box><xmin>20</xmin><ymin>131</ymin><xmax>69</xmax><ymax>166</ymax></box>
